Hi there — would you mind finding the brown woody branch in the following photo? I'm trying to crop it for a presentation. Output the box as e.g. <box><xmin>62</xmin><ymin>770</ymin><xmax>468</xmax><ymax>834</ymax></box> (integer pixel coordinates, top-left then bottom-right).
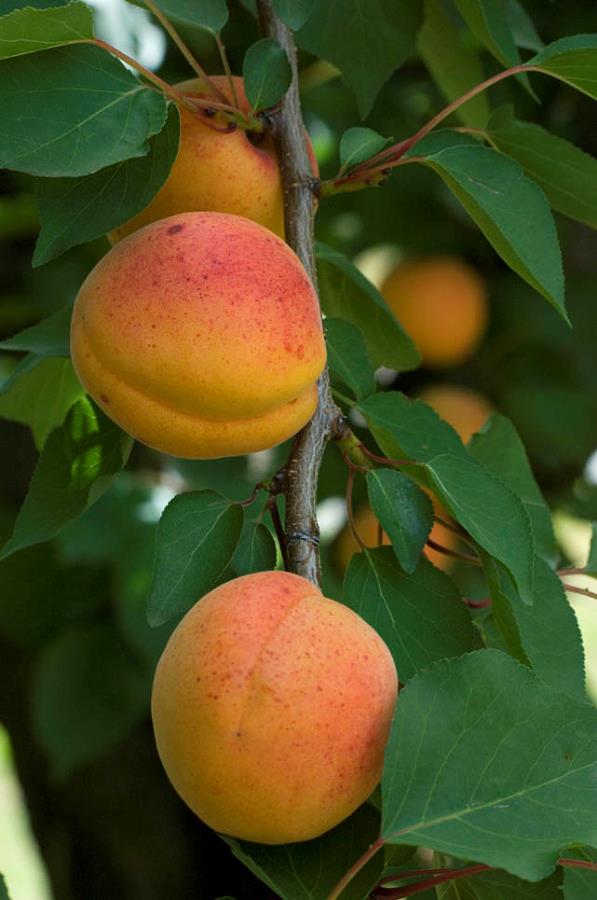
<box><xmin>257</xmin><ymin>0</ymin><xmax>345</xmax><ymax>586</ymax></box>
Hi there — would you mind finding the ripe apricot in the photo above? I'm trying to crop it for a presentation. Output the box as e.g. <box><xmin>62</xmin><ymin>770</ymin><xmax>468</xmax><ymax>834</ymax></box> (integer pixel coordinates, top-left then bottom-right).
<box><xmin>109</xmin><ymin>76</ymin><xmax>316</xmax><ymax>243</ymax></box>
<box><xmin>381</xmin><ymin>257</ymin><xmax>488</xmax><ymax>367</ymax></box>
<box><xmin>335</xmin><ymin>503</ymin><xmax>457</xmax><ymax>573</ymax></box>
<box><xmin>70</xmin><ymin>212</ymin><xmax>326</xmax><ymax>459</ymax></box>
<box><xmin>151</xmin><ymin>571</ymin><xmax>398</xmax><ymax>844</ymax></box>
<box><xmin>418</xmin><ymin>384</ymin><xmax>492</xmax><ymax>443</ymax></box>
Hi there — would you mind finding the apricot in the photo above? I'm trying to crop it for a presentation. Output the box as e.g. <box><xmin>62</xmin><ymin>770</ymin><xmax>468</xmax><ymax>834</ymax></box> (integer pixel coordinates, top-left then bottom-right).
<box><xmin>70</xmin><ymin>212</ymin><xmax>326</xmax><ymax>459</ymax></box>
<box><xmin>418</xmin><ymin>384</ymin><xmax>492</xmax><ymax>443</ymax></box>
<box><xmin>151</xmin><ymin>571</ymin><xmax>398</xmax><ymax>844</ymax></box>
<box><xmin>109</xmin><ymin>76</ymin><xmax>316</xmax><ymax>243</ymax></box>
<box><xmin>381</xmin><ymin>257</ymin><xmax>488</xmax><ymax>367</ymax></box>
<box><xmin>335</xmin><ymin>503</ymin><xmax>457</xmax><ymax>573</ymax></box>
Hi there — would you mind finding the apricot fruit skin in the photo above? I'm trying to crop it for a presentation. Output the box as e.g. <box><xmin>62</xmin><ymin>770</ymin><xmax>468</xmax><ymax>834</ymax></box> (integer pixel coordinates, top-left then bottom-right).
<box><xmin>70</xmin><ymin>212</ymin><xmax>326</xmax><ymax>459</ymax></box>
<box><xmin>381</xmin><ymin>257</ymin><xmax>488</xmax><ymax>368</ymax></box>
<box><xmin>109</xmin><ymin>76</ymin><xmax>316</xmax><ymax>243</ymax></box>
<box><xmin>418</xmin><ymin>384</ymin><xmax>492</xmax><ymax>444</ymax></box>
<box><xmin>151</xmin><ymin>571</ymin><xmax>398</xmax><ymax>844</ymax></box>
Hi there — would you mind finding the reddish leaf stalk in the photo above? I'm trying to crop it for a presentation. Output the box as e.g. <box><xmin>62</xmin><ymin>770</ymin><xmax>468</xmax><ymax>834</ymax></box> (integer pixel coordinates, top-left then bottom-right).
<box><xmin>330</xmin><ymin>63</ymin><xmax>533</xmax><ymax>192</ymax></box>
<box><xmin>426</xmin><ymin>538</ymin><xmax>481</xmax><ymax>566</ymax></box>
<box><xmin>562</xmin><ymin>583</ymin><xmax>597</xmax><ymax>601</ymax></box>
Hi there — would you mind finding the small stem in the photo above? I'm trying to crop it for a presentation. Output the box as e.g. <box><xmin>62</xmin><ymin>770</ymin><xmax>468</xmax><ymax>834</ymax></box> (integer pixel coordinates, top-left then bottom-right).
<box><xmin>358</xmin><ymin>444</ymin><xmax>410</xmax><ymax>468</ymax></box>
<box><xmin>268</xmin><ymin>496</ymin><xmax>289</xmax><ymax>570</ymax></box>
<box><xmin>464</xmin><ymin>597</ymin><xmax>492</xmax><ymax>609</ymax></box>
<box><xmin>91</xmin><ymin>38</ymin><xmax>199</xmax><ymax>112</ymax></box>
<box><xmin>560</xmin><ymin>858</ymin><xmax>597</xmax><ymax>873</ymax></box>
<box><xmin>562</xmin><ymin>583</ymin><xmax>597</xmax><ymax>601</ymax></box>
<box><xmin>377</xmin><ymin>864</ymin><xmax>490</xmax><ymax>898</ymax></box>
<box><xmin>346</xmin><ymin>467</ymin><xmax>366</xmax><ymax>553</ymax></box>
<box><xmin>325</xmin><ymin>63</ymin><xmax>532</xmax><ymax>195</ymax></box>
<box><xmin>427</xmin><ymin>538</ymin><xmax>481</xmax><ymax>566</ymax></box>
<box><xmin>559</xmin><ymin>566</ymin><xmax>590</xmax><ymax>577</ymax></box>
<box><xmin>337</xmin><ymin>429</ymin><xmax>373</xmax><ymax>471</ymax></box>
<box><xmin>215</xmin><ymin>32</ymin><xmax>240</xmax><ymax>109</ymax></box>
<box><xmin>331</xmin><ymin>387</ymin><xmax>356</xmax><ymax>407</ymax></box>
<box><xmin>142</xmin><ymin>0</ymin><xmax>229</xmax><ymax>105</ymax></box>
<box><xmin>434</xmin><ymin>515</ymin><xmax>466</xmax><ymax>536</ymax></box>
<box><xmin>326</xmin><ymin>837</ymin><xmax>385</xmax><ymax>900</ymax></box>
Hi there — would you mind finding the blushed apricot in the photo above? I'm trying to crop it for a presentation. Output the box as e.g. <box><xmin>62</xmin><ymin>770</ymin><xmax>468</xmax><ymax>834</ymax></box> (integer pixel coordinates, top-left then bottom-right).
<box><xmin>381</xmin><ymin>257</ymin><xmax>488</xmax><ymax>367</ymax></box>
<box><xmin>151</xmin><ymin>571</ymin><xmax>397</xmax><ymax>843</ymax></box>
<box><xmin>71</xmin><ymin>212</ymin><xmax>326</xmax><ymax>459</ymax></box>
<box><xmin>109</xmin><ymin>76</ymin><xmax>317</xmax><ymax>243</ymax></box>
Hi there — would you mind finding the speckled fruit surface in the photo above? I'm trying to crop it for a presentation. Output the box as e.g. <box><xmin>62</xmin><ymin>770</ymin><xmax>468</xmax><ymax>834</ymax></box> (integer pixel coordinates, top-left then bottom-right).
<box><xmin>151</xmin><ymin>571</ymin><xmax>398</xmax><ymax>843</ymax></box>
<box><xmin>70</xmin><ymin>212</ymin><xmax>326</xmax><ymax>458</ymax></box>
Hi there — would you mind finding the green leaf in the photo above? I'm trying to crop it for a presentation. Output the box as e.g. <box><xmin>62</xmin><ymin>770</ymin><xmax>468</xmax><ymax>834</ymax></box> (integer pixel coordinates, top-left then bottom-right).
<box><xmin>141</xmin><ymin>0</ymin><xmax>228</xmax><ymax>33</ymax></box>
<box><xmin>33</xmin><ymin>103</ymin><xmax>180</xmax><ymax>265</ymax></box>
<box><xmin>366</xmin><ymin>469</ymin><xmax>433</xmax><ymax>573</ymax></box>
<box><xmin>272</xmin><ymin>0</ymin><xmax>315</xmax><ymax>30</ymax></box>
<box><xmin>409</xmin><ymin>131</ymin><xmax>566</xmax><ymax>320</ymax></box>
<box><xmin>226</xmin><ymin>803</ymin><xmax>383</xmax><ymax>900</ymax></box>
<box><xmin>360</xmin><ymin>392</ymin><xmax>535</xmax><ymax>605</ymax></box>
<box><xmin>585</xmin><ymin>524</ymin><xmax>597</xmax><ymax>577</ymax></box>
<box><xmin>316</xmin><ymin>244</ymin><xmax>420</xmax><ymax>371</ymax></box>
<box><xmin>0</xmin><ymin>304</ymin><xmax>71</xmax><ymax>356</ymax></box>
<box><xmin>296</xmin><ymin>0</ymin><xmax>423</xmax><ymax>119</ymax></box>
<box><xmin>529</xmin><ymin>35</ymin><xmax>597</xmax><ymax>101</ymax></box>
<box><xmin>381</xmin><ymin>649</ymin><xmax>597</xmax><ymax>880</ymax></box>
<box><xmin>242</xmin><ymin>38</ymin><xmax>291</xmax><ymax>111</ymax></box>
<box><xmin>0</xmin><ymin>874</ymin><xmax>10</xmax><ymax>900</ymax></box>
<box><xmin>469</xmin><ymin>414</ymin><xmax>557</xmax><ymax>565</ymax></box>
<box><xmin>507</xmin><ymin>0</ymin><xmax>543</xmax><ymax>53</ymax></box>
<box><xmin>343</xmin><ymin>548</ymin><xmax>477</xmax><ymax>681</ymax></box>
<box><xmin>0</xmin><ymin>356</ymin><xmax>84</xmax><ymax>449</ymax></box>
<box><xmin>0</xmin><ymin>1</ymin><xmax>93</xmax><ymax>60</ymax></box>
<box><xmin>32</xmin><ymin>623</ymin><xmax>147</xmax><ymax>778</ymax></box>
<box><xmin>484</xmin><ymin>555</ymin><xmax>586</xmax><ymax>702</ymax></box>
<box><xmin>0</xmin><ymin>399</ymin><xmax>132</xmax><ymax>559</ymax></box>
<box><xmin>563</xmin><ymin>848</ymin><xmax>597</xmax><ymax>899</ymax></box>
<box><xmin>339</xmin><ymin>127</ymin><xmax>392</xmax><ymax>172</ymax></box>
<box><xmin>147</xmin><ymin>491</ymin><xmax>243</xmax><ymax>626</ymax></box>
<box><xmin>454</xmin><ymin>0</ymin><xmax>532</xmax><ymax>94</ymax></box>
<box><xmin>487</xmin><ymin>117</ymin><xmax>597</xmax><ymax>230</ymax></box>
<box><xmin>418</xmin><ymin>0</ymin><xmax>490</xmax><ymax>129</ymax></box>
<box><xmin>325</xmin><ymin>317</ymin><xmax>376</xmax><ymax>401</ymax></box>
<box><xmin>232</xmin><ymin>519</ymin><xmax>277</xmax><ymax>575</ymax></box>
<box><xmin>0</xmin><ymin>43</ymin><xmax>167</xmax><ymax>176</ymax></box>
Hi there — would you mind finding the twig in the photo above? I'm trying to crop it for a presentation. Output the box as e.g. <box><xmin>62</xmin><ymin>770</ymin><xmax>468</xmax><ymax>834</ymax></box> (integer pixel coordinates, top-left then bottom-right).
<box><xmin>559</xmin><ymin>566</ymin><xmax>591</xmax><ymax>577</ymax></box>
<box><xmin>326</xmin><ymin>837</ymin><xmax>385</xmax><ymax>900</ymax></box>
<box><xmin>256</xmin><ymin>0</ymin><xmax>344</xmax><ymax>586</ymax></box>
<box><xmin>562</xmin><ymin>583</ymin><xmax>597</xmax><ymax>601</ymax></box>
<box><xmin>426</xmin><ymin>538</ymin><xmax>481</xmax><ymax>566</ymax></box>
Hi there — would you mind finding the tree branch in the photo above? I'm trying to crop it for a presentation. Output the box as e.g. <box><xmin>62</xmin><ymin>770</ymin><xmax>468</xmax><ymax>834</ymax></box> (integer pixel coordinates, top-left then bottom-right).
<box><xmin>257</xmin><ymin>0</ymin><xmax>344</xmax><ymax>586</ymax></box>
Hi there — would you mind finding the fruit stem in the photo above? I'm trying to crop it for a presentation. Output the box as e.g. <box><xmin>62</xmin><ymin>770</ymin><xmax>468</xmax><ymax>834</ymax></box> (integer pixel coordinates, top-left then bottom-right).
<box><xmin>326</xmin><ymin>836</ymin><xmax>385</xmax><ymax>899</ymax></box>
<box><xmin>142</xmin><ymin>0</ymin><xmax>231</xmax><ymax>107</ymax></box>
<box><xmin>215</xmin><ymin>32</ymin><xmax>241</xmax><ymax>110</ymax></box>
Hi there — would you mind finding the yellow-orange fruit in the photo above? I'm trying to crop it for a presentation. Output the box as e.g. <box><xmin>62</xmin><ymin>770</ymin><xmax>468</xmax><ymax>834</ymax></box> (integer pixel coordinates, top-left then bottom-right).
<box><xmin>151</xmin><ymin>571</ymin><xmax>398</xmax><ymax>844</ymax></box>
<box><xmin>418</xmin><ymin>384</ymin><xmax>492</xmax><ymax>443</ymax></box>
<box><xmin>381</xmin><ymin>257</ymin><xmax>488</xmax><ymax>367</ymax></box>
<box><xmin>109</xmin><ymin>76</ymin><xmax>316</xmax><ymax>243</ymax></box>
<box><xmin>71</xmin><ymin>212</ymin><xmax>326</xmax><ymax>459</ymax></box>
<box><xmin>335</xmin><ymin>503</ymin><xmax>457</xmax><ymax>573</ymax></box>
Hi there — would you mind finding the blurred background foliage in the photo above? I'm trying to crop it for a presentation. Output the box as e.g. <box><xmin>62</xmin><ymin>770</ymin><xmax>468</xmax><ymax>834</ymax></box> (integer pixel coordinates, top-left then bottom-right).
<box><xmin>2</xmin><ymin>0</ymin><xmax>597</xmax><ymax>897</ymax></box>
